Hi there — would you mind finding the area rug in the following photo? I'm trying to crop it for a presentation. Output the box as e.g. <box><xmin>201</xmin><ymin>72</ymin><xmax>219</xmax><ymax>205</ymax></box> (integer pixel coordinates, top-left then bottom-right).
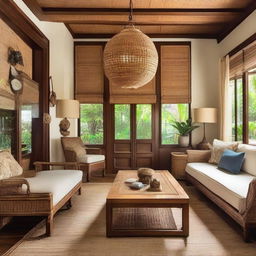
<box><xmin>112</xmin><ymin>208</ymin><xmax>177</xmax><ymax>230</ymax></box>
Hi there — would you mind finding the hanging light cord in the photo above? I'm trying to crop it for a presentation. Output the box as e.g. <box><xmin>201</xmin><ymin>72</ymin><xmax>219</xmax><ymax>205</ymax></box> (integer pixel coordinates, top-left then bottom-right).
<box><xmin>128</xmin><ymin>0</ymin><xmax>133</xmax><ymax>24</ymax></box>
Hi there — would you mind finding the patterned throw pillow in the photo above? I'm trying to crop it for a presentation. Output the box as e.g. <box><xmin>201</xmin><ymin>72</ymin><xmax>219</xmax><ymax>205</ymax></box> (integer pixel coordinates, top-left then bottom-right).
<box><xmin>208</xmin><ymin>139</ymin><xmax>239</xmax><ymax>165</ymax></box>
<box><xmin>0</xmin><ymin>151</ymin><xmax>23</xmax><ymax>180</ymax></box>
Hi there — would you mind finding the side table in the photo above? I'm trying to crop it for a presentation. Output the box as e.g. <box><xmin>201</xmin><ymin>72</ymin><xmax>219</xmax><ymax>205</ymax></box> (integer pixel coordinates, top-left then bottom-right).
<box><xmin>171</xmin><ymin>152</ymin><xmax>188</xmax><ymax>180</ymax></box>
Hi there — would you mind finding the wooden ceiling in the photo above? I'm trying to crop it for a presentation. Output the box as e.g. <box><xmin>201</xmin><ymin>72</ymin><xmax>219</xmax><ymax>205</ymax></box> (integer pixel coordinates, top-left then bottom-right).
<box><xmin>22</xmin><ymin>0</ymin><xmax>256</xmax><ymax>42</ymax></box>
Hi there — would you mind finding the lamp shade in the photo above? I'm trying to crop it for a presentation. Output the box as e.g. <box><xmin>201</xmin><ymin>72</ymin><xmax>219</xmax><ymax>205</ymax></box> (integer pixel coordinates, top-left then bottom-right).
<box><xmin>56</xmin><ymin>99</ymin><xmax>80</xmax><ymax>119</ymax></box>
<box><xmin>103</xmin><ymin>26</ymin><xmax>158</xmax><ymax>89</ymax></box>
<box><xmin>193</xmin><ymin>108</ymin><xmax>217</xmax><ymax>123</ymax></box>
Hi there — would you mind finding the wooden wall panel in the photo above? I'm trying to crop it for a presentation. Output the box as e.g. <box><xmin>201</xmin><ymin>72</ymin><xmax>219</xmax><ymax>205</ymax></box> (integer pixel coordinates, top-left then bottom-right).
<box><xmin>0</xmin><ymin>19</ymin><xmax>32</xmax><ymax>80</ymax></box>
<box><xmin>0</xmin><ymin>18</ymin><xmax>32</xmax><ymax>110</ymax></box>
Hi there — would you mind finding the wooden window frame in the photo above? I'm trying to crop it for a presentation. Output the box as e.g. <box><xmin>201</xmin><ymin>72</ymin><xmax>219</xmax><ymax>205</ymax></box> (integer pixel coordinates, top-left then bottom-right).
<box><xmin>230</xmin><ymin>69</ymin><xmax>256</xmax><ymax>145</ymax></box>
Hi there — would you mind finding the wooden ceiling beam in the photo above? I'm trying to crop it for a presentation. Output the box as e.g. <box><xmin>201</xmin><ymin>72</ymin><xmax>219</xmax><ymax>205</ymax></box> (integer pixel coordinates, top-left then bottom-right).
<box><xmin>41</xmin><ymin>8</ymin><xmax>244</xmax><ymax>13</ymax></box>
<box><xmin>72</xmin><ymin>33</ymin><xmax>217</xmax><ymax>39</ymax></box>
<box><xmin>36</xmin><ymin>13</ymin><xmax>239</xmax><ymax>25</ymax></box>
<box><xmin>217</xmin><ymin>1</ymin><xmax>256</xmax><ymax>42</ymax></box>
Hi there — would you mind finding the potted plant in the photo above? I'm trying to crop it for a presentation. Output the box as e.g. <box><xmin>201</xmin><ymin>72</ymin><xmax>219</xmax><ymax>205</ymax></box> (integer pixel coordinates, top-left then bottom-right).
<box><xmin>171</xmin><ymin>119</ymin><xmax>199</xmax><ymax>147</ymax></box>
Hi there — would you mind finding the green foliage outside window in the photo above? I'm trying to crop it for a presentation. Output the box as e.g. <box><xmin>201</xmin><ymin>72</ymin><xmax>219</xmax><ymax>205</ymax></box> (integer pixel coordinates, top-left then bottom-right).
<box><xmin>115</xmin><ymin>104</ymin><xmax>130</xmax><ymax>140</ymax></box>
<box><xmin>21</xmin><ymin>105</ymin><xmax>32</xmax><ymax>152</ymax></box>
<box><xmin>230</xmin><ymin>73</ymin><xmax>256</xmax><ymax>144</ymax></box>
<box><xmin>136</xmin><ymin>104</ymin><xmax>152</xmax><ymax>139</ymax></box>
<box><xmin>248</xmin><ymin>74</ymin><xmax>256</xmax><ymax>144</ymax></box>
<box><xmin>161</xmin><ymin>104</ymin><xmax>189</xmax><ymax>144</ymax></box>
<box><xmin>80</xmin><ymin>104</ymin><xmax>103</xmax><ymax>144</ymax></box>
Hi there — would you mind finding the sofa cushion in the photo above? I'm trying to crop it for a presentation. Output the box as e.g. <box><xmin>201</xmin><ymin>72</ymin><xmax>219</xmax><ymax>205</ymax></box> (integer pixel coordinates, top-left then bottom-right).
<box><xmin>208</xmin><ymin>139</ymin><xmax>238</xmax><ymax>165</ymax></box>
<box><xmin>82</xmin><ymin>154</ymin><xmax>105</xmax><ymax>164</ymax></box>
<box><xmin>23</xmin><ymin>170</ymin><xmax>82</xmax><ymax>206</ymax></box>
<box><xmin>237</xmin><ymin>144</ymin><xmax>256</xmax><ymax>176</ymax></box>
<box><xmin>186</xmin><ymin>162</ymin><xmax>255</xmax><ymax>213</ymax></box>
<box><xmin>0</xmin><ymin>151</ymin><xmax>23</xmax><ymax>180</ymax></box>
<box><xmin>218</xmin><ymin>150</ymin><xmax>245</xmax><ymax>174</ymax></box>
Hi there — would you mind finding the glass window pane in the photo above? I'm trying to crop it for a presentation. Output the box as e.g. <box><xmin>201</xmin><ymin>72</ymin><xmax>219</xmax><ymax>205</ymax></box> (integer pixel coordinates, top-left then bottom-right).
<box><xmin>236</xmin><ymin>78</ymin><xmax>243</xmax><ymax>142</ymax></box>
<box><xmin>136</xmin><ymin>104</ymin><xmax>152</xmax><ymax>139</ymax></box>
<box><xmin>229</xmin><ymin>80</ymin><xmax>235</xmax><ymax>141</ymax></box>
<box><xmin>161</xmin><ymin>104</ymin><xmax>189</xmax><ymax>144</ymax></box>
<box><xmin>80</xmin><ymin>104</ymin><xmax>103</xmax><ymax>144</ymax></box>
<box><xmin>248</xmin><ymin>74</ymin><xmax>256</xmax><ymax>144</ymax></box>
<box><xmin>21</xmin><ymin>105</ymin><xmax>32</xmax><ymax>153</ymax></box>
<box><xmin>115</xmin><ymin>104</ymin><xmax>130</xmax><ymax>140</ymax></box>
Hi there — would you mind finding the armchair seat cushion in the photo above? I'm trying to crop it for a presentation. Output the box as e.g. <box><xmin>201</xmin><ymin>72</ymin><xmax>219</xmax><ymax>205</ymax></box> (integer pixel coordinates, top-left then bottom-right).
<box><xmin>82</xmin><ymin>154</ymin><xmax>105</xmax><ymax>164</ymax></box>
<box><xmin>186</xmin><ymin>162</ymin><xmax>255</xmax><ymax>214</ymax></box>
<box><xmin>22</xmin><ymin>170</ymin><xmax>82</xmax><ymax>206</ymax></box>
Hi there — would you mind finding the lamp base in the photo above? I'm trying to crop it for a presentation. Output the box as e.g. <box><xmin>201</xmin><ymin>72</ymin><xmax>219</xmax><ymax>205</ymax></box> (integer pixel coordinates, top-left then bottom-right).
<box><xmin>196</xmin><ymin>137</ymin><xmax>210</xmax><ymax>150</ymax></box>
<box><xmin>59</xmin><ymin>117</ymin><xmax>70</xmax><ymax>137</ymax></box>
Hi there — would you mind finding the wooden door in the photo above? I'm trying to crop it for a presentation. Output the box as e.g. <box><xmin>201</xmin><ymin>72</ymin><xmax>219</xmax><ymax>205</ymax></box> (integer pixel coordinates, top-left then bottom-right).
<box><xmin>112</xmin><ymin>104</ymin><xmax>155</xmax><ymax>172</ymax></box>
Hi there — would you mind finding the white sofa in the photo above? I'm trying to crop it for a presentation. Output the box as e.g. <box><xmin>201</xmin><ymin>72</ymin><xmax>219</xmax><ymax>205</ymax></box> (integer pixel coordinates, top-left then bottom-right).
<box><xmin>185</xmin><ymin>144</ymin><xmax>256</xmax><ymax>242</ymax></box>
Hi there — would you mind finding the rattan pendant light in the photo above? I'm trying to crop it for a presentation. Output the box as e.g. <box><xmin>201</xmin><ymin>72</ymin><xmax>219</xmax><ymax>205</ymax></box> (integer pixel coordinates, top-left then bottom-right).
<box><xmin>103</xmin><ymin>0</ymin><xmax>158</xmax><ymax>89</ymax></box>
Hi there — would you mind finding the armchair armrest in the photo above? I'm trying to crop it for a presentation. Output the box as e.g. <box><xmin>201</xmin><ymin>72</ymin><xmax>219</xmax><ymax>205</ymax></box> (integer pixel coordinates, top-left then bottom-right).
<box><xmin>63</xmin><ymin>148</ymin><xmax>77</xmax><ymax>162</ymax></box>
<box><xmin>0</xmin><ymin>178</ymin><xmax>30</xmax><ymax>195</ymax></box>
<box><xmin>34</xmin><ymin>161</ymin><xmax>79</xmax><ymax>172</ymax></box>
<box><xmin>244</xmin><ymin>178</ymin><xmax>256</xmax><ymax>222</ymax></box>
<box><xmin>86</xmin><ymin>148</ymin><xmax>103</xmax><ymax>154</ymax></box>
<box><xmin>186</xmin><ymin>150</ymin><xmax>211</xmax><ymax>163</ymax></box>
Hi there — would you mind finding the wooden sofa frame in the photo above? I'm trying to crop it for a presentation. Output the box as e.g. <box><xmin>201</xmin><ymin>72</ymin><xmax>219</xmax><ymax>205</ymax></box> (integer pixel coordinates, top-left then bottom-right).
<box><xmin>185</xmin><ymin>154</ymin><xmax>256</xmax><ymax>242</ymax></box>
<box><xmin>0</xmin><ymin>162</ymin><xmax>82</xmax><ymax>236</ymax></box>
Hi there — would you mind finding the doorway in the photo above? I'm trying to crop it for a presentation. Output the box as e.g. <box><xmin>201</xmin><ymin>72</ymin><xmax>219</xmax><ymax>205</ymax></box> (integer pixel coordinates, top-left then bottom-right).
<box><xmin>112</xmin><ymin>104</ymin><xmax>155</xmax><ymax>172</ymax></box>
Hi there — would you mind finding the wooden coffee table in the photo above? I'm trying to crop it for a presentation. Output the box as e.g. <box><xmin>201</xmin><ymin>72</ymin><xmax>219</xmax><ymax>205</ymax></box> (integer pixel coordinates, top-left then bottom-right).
<box><xmin>106</xmin><ymin>170</ymin><xmax>189</xmax><ymax>237</ymax></box>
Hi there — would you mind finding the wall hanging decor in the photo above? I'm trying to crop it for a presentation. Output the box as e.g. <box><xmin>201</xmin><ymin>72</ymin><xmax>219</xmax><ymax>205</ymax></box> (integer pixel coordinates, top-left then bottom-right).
<box><xmin>7</xmin><ymin>47</ymin><xmax>24</xmax><ymax>66</ymax></box>
<box><xmin>43</xmin><ymin>113</ymin><xmax>52</xmax><ymax>124</ymax></box>
<box><xmin>49</xmin><ymin>76</ymin><xmax>57</xmax><ymax>107</ymax></box>
<box><xmin>103</xmin><ymin>0</ymin><xmax>158</xmax><ymax>89</ymax></box>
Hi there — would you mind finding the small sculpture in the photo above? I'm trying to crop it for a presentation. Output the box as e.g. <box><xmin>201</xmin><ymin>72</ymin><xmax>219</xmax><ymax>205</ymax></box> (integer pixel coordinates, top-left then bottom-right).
<box><xmin>148</xmin><ymin>178</ymin><xmax>162</xmax><ymax>192</ymax></box>
<box><xmin>137</xmin><ymin>168</ymin><xmax>155</xmax><ymax>184</ymax></box>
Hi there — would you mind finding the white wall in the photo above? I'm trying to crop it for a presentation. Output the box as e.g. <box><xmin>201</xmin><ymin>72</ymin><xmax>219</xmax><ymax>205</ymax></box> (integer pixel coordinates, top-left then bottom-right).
<box><xmin>13</xmin><ymin>0</ymin><xmax>76</xmax><ymax>162</ymax></box>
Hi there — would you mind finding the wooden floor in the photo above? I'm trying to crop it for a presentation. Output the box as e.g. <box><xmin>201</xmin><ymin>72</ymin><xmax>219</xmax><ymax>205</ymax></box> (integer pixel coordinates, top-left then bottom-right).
<box><xmin>6</xmin><ymin>177</ymin><xmax>256</xmax><ymax>256</ymax></box>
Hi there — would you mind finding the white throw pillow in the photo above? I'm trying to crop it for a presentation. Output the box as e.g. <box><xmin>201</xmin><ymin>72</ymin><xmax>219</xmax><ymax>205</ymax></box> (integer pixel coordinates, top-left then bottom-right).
<box><xmin>208</xmin><ymin>139</ymin><xmax>238</xmax><ymax>165</ymax></box>
<box><xmin>0</xmin><ymin>151</ymin><xmax>23</xmax><ymax>179</ymax></box>
<box><xmin>237</xmin><ymin>144</ymin><xmax>256</xmax><ymax>176</ymax></box>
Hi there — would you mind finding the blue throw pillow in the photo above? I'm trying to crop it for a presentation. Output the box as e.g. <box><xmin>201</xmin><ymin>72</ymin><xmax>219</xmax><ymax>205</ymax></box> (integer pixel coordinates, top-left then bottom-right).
<box><xmin>218</xmin><ymin>149</ymin><xmax>245</xmax><ymax>174</ymax></box>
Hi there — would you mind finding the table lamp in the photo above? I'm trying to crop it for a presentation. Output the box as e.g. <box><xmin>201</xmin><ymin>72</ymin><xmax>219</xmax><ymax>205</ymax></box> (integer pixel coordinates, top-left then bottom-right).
<box><xmin>193</xmin><ymin>108</ymin><xmax>217</xmax><ymax>150</ymax></box>
<box><xmin>56</xmin><ymin>99</ymin><xmax>80</xmax><ymax>136</ymax></box>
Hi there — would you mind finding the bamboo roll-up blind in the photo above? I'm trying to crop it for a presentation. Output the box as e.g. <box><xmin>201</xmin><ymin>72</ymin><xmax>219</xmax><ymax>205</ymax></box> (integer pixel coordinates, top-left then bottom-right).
<box><xmin>244</xmin><ymin>41</ymin><xmax>256</xmax><ymax>71</ymax></box>
<box><xmin>229</xmin><ymin>51</ymin><xmax>244</xmax><ymax>78</ymax></box>
<box><xmin>161</xmin><ymin>45</ymin><xmax>191</xmax><ymax>103</ymax></box>
<box><xmin>109</xmin><ymin>77</ymin><xmax>156</xmax><ymax>104</ymax></box>
<box><xmin>75</xmin><ymin>45</ymin><xmax>104</xmax><ymax>103</ymax></box>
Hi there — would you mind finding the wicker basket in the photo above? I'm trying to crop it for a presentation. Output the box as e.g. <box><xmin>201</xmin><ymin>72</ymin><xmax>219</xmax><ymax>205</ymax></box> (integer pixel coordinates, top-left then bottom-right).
<box><xmin>171</xmin><ymin>152</ymin><xmax>188</xmax><ymax>180</ymax></box>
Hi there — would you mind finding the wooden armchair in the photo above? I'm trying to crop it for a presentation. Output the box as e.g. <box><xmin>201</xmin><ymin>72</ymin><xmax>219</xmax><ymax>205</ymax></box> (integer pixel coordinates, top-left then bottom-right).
<box><xmin>0</xmin><ymin>162</ymin><xmax>82</xmax><ymax>236</ymax></box>
<box><xmin>61</xmin><ymin>137</ymin><xmax>105</xmax><ymax>182</ymax></box>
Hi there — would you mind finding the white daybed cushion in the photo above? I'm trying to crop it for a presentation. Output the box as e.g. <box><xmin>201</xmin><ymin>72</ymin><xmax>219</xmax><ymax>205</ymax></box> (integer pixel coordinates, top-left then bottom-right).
<box><xmin>238</xmin><ymin>144</ymin><xmax>256</xmax><ymax>176</ymax></box>
<box><xmin>82</xmin><ymin>154</ymin><xmax>105</xmax><ymax>164</ymax></box>
<box><xmin>22</xmin><ymin>170</ymin><xmax>83</xmax><ymax>206</ymax></box>
<box><xmin>186</xmin><ymin>163</ymin><xmax>255</xmax><ymax>214</ymax></box>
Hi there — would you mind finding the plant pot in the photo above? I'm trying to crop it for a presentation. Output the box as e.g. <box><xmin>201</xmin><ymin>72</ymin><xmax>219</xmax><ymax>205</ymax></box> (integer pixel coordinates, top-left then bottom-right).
<box><xmin>178</xmin><ymin>135</ymin><xmax>189</xmax><ymax>147</ymax></box>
